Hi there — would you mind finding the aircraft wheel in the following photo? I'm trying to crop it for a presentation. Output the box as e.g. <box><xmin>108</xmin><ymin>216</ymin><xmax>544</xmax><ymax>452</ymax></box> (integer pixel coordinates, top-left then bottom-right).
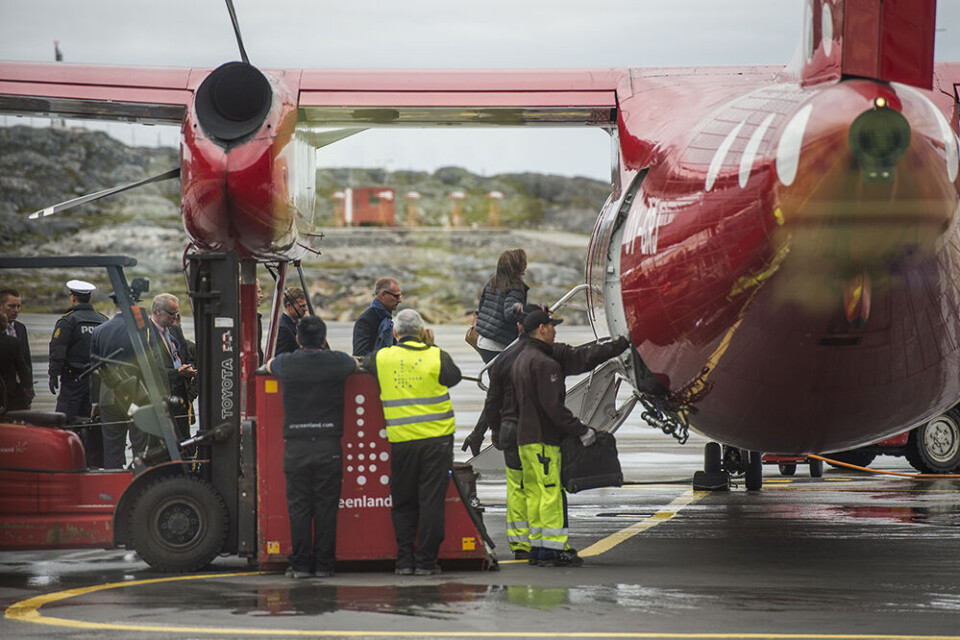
<box><xmin>808</xmin><ymin>458</ymin><xmax>824</xmax><ymax>478</ymax></box>
<box><xmin>745</xmin><ymin>451</ymin><xmax>763</xmax><ymax>491</ymax></box>
<box><xmin>129</xmin><ymin>474</ymin><xmax>228</xmax><ymax>572</ymax></box>
<box><xmin>778</xmin><ymin>463</ymin><xmax>796</xmax><ymax>476</ymax></box>
<box><xmin>704</xmin><ymin>442</ymin><xmax>722</xmax><ymax>473</ymax></box>
<box><xmin>905</xmin><ymin>410</ymin><xmax>960</xmax><ymax>473</ymax></box>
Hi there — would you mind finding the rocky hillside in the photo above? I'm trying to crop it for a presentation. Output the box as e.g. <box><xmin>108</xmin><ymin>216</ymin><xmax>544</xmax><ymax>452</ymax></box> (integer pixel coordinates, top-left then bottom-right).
<box><xmin>0</xmin><ymin>125</ymin><xmax>607</xmax><ymax>323</ymax></box>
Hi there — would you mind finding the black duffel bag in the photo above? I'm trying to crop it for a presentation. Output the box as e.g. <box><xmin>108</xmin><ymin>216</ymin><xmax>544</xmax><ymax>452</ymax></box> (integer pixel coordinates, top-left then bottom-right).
<box><xmin>560</xmin><ymin>430</ymin><xmax>623</xmax><ymax>493</ymax></box>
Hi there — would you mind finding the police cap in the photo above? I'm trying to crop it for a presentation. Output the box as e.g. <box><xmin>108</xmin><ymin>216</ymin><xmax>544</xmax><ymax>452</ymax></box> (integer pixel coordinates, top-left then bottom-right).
<box><xmin>66</xmin><ymin>279</ymin><xmax>96</xmax><ymax>295</ymax></box>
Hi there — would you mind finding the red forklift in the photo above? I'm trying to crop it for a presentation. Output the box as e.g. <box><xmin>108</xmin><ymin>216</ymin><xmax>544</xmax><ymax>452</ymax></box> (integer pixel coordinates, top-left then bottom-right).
<box><xmin>0</xmin><ymin>253</ymin><xmax>495</xmax><ymax>572</ymax></box>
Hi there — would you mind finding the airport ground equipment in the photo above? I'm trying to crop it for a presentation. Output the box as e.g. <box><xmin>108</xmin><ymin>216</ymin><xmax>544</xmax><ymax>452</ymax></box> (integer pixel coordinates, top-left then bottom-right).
<box><xmin>0</xmin><ymin>253</ymin><xmax>494</xmax><ymax>571</ymax></box>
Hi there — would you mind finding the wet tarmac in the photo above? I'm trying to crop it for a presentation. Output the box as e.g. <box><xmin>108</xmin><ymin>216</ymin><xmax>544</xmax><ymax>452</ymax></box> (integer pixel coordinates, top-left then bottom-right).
<box><xmin>5</xmin><ymin>320</ymin><xmax>960</xmax><ymax>638</ymax></box>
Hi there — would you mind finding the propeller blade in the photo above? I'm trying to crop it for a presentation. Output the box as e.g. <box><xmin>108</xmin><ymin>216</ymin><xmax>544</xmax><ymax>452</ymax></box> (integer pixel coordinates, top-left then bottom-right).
<box><xmin>298</xmin><ymin>127</ymin><xmax>367</xmax><ymax>149</ymax></box>
<box><xmin>29</xmin><ymin>167</ymin><xmax>180</xmax><ymax>220</ymax></box>
<box><xmin>225</xmin><ymin>0</ymin><xmax>250</xmax><ymax>64</ymax></box>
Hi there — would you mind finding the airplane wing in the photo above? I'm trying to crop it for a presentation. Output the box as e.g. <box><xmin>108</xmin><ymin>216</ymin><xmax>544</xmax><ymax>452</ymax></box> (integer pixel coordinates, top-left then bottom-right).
<box><xmin>0</xmin><ymin>61</ymin><xmax>625</xmax><ymax>129</ymax></box>
<box><xmin>296</xmin><ymin>68</ymin><xmax>624</xmax><ymax>128</ymax></box>
<box><xmin>0</xmin><ymin>62</ymin><xmax>196</xmax><ymax>124</ymax></box>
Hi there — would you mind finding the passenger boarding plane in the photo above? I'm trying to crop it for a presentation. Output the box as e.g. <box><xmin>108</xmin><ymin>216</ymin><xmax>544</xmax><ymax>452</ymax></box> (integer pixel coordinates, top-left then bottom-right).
<box><xmin>1</xmin><ymin>0</ymin><xmax>959</xmax><ymax>488</ymax></box>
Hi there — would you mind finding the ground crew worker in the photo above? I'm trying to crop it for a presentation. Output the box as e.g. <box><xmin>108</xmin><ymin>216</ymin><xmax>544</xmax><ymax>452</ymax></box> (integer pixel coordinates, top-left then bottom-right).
<box><xmin>363</xmin><ymin>308</ymin><xmax>461</xmax><ymax>576</ymax></box>
<box><xmin>513</xmin><ymin>308</ymin><xmax>625</xmax><ymax>567</ymax></box>
<box><xmin>263</xmin><ymin>315</ymin><xmax>357</xmax><ymax>579</ymax></box>
<box><xmin>468</xmin><ymin>304</ymin><xmax>630</xmax><ymax>561</ymax></box>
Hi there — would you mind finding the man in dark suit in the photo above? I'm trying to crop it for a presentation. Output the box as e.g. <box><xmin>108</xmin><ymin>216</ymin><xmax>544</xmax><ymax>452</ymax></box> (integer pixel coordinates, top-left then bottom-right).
<box><xmin>148</xmin><ymin>293</ymin><xmax>197</xmax><ymax>441</ymax></box>
<box><xmin>276</xmin><ymin>286</ymin><xmax>307</xmax><ymax>355</ymax></box>
<box><xmin>0</xmin><ymin>287</ymin><xmax>34</xmax><ymax>408</ymax></box>
<box><xmin>0</xmin><ymin>310</ymin><xmax>31</xmax><ymax>412</ymax></box>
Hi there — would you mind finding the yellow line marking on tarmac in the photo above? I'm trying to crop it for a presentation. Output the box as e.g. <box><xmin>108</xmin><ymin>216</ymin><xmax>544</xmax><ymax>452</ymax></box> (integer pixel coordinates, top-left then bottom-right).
<box><xmin>579</xmin><ymin>488</ymin><xmax>702</xmax><ymax>558</ymax></box>
<box><xmin>10</xmin><ymin>484</ymin><xmax>959</xmax><ymax>638</ymax></box>
<box><xmin>10</xmin><ymin>573</ymin><xmax>960</xmax><ymax>640</ymax></box>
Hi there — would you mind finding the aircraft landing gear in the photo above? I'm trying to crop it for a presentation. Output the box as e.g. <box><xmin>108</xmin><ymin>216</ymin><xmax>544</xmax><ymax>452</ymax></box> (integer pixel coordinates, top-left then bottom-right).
<box><xmin>692</xmin><ymin>442</ymin><xmax>729</xmax><ymax>491</ymax></box>
<box><xmin>692</xmin><ymin>442</ymin><xmax>763</xmax><ymax>491</ymax></box>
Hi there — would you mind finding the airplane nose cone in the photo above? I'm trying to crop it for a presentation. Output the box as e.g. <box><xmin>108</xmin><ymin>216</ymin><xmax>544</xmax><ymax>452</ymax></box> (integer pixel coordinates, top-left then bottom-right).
<box><xmin>848</xmin><ymin>106</ymin><xmax>911</xmax><ymax>183</ymax></box>
<box><xmin>775</xmin><ymin>81</ymin><xmax>959</xmax><ymax>267</ymax></box>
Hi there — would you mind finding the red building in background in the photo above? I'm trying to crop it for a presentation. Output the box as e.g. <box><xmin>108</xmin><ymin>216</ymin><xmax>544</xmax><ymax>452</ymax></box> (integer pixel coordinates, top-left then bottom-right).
<box><xmin>335</xmin><ymin>187</ymin><xmax>395</xmax><ymax>227</ymax></box>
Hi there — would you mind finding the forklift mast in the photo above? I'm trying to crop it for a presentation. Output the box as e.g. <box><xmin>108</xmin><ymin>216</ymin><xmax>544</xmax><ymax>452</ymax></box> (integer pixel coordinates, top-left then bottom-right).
<box><xmin>186</xmin><ymin>251</ymin><xmax>245</xmax><ymax>555</ymax></box>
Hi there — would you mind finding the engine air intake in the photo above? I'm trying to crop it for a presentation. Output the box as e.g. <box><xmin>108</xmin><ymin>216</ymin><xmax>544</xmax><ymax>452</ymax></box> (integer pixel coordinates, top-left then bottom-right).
<box><xmin>195</xmin><ymin>61</ymin><xmax>272</xmax><ymax>144</ymax></box>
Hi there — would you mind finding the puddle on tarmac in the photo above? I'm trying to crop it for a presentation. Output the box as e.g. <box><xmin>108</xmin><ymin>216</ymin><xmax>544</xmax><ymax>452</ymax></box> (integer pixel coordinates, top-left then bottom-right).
<box><xmin>218</xmin><ymin>582</ymin><xmax>711</xmax><ymax>618</ymax></box>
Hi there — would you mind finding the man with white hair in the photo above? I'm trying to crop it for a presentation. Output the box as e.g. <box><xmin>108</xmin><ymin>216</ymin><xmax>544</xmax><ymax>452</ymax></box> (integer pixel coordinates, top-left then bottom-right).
<box><xmin>149</xmin><ymin>293</ymin><xmax>196</xmax><ymax>441</ymax></box>
<box><xmin>363</xmin><ymin>308</ymin><xmax>461</xmax><ymax>576</ymax></box>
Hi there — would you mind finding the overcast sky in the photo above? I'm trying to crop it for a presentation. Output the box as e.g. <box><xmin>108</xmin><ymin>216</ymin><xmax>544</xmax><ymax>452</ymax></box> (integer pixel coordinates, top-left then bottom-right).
<box><xmin>1</xmin><ymin>0</ymin><xmax>957</xmax><ymax>181</ymax></box>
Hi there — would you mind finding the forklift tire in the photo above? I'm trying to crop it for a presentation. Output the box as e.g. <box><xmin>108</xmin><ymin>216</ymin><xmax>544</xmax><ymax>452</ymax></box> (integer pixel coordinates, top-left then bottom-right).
<box><xmin>745</xmin><ymin>451</ymin><xmax>763</xmax><ymax>491</ymax></box>
<box><xmin>778</xmin><ymin>463</ymin><xmax>796</xmax><ymax>476</ymax></box>
<box><xmin>904</xmin><ymin>409</ymin><xmax>960</xmax><ymax>474</ymax></box>
<box><xmin>808</xmin><ymin>458</ymin><xmax>823</xmax><ymax>478</ymax></box>
<box><xmin>129</xmin><ymin>474</ymin><xmax>228</xmax><ymax>573</ymax></box>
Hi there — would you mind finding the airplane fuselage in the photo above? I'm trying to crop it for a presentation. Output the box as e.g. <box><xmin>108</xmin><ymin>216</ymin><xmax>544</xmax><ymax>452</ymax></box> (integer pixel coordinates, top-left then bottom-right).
<box><xmin>590</xmin><ymin>67</ymin><xmax>960</xmax><ymax>453</ymax></box>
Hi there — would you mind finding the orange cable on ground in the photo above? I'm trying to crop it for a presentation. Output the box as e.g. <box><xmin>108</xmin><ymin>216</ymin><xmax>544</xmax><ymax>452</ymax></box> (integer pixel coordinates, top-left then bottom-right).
<box><xmin>807</xmin><ymin>454</ymin><xmax>960</xmax><ymax>480</ymax></box>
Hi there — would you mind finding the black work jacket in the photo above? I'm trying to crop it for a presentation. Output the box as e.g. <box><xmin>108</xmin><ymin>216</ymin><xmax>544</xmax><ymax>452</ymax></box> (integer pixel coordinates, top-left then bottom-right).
<box><xmin>513</xmin><ymin>336</ymin><xmax>632</xmax><ymax>447</ymax></box>
<box><xmin>48</xmin><ymin>303</ymin><xmax>107</xmax><ymax>375</ymax></box>
<box><xmin>481</xmin><ymin>335</ymin><xmax>630</xmax><ymax>438</ymax></box>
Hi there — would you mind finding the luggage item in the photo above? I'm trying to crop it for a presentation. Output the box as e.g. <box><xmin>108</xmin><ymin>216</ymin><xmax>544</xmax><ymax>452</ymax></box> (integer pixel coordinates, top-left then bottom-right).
<box><xmin>465</xmin><ymin>312</ymin><xmax>481</xmax><ymax>351</ymax></box>
<box><xmin>560</xmin><ymin>430</ymin><xmax>623</xmax><ymax>493</ymax></box>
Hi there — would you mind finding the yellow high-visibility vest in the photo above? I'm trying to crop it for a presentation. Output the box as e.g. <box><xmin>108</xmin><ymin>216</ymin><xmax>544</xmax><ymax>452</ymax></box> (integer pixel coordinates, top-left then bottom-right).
<box><xmin>375</xmin><ymin>341</ymin><xmax>455</xmax><ymax>443</ymax></box>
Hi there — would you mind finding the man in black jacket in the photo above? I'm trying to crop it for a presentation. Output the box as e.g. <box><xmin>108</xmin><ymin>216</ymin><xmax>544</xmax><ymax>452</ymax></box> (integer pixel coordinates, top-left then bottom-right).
<box><xmin>512</xmin><ymin>309</ymin><xmax>629</xmax><ymax>567</ymax></box>
<box><xmin>352</xmin><ymin>277</ymin><xmax>402</xmax><ymax>357</ymax></box>
<box><xmin>48</xmin><ymin>280</ymin><xmax>107</xmax><ymax>420</ymax></box>
<box><xmin>0</xmin><ymin>287</ymin><xmax>33</xmax><ymax>409</ymax></box>
<box><xmin>264</xmin><ymin>316</ymin><xmax>357</xmax><ymax>578</ymax></box>
<box><xmin>467</xmin><ymin>305</ymin><xmax>629</xmax><ymax>561</ymax></box>
<box><xmin>276</xmin><ymin>287</ymin><xmax>308</xmax><ymax>356</ymax></box>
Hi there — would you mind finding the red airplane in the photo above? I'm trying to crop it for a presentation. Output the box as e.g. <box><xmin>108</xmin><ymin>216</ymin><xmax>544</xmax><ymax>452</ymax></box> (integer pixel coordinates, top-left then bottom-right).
<box><xmin>1</xmin><ymin>0</ymin><xmax>958</xmax><ymax>476</ymax></box>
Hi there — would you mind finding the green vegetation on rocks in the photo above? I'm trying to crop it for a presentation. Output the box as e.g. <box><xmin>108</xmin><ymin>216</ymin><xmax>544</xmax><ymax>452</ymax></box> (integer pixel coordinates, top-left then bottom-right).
<box><xmin>1</xmin><ymin>125</ymin><xmax>606</xmax><ymax>323</ymax></box>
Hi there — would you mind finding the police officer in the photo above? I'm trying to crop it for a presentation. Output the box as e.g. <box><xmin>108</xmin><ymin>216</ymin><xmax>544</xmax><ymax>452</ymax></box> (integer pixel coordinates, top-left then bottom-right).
<box><xmin>48</xmin><ymin>280</ymin><xmax>107</xmax><ymax>419</ymax></box>
<box><xmin>263</xmin><ymin>316</ymin><xmax>357</xmax><ymax>579</ymax></box>
<box><xmin>49</xmin><ymin>280</ymin><xmax>107</xmax><ymax>467</ymax></box>
<box><xmin>363</xmin><ymin>308</ymin><xmax>461</xmax><ymax>576</ymax></box>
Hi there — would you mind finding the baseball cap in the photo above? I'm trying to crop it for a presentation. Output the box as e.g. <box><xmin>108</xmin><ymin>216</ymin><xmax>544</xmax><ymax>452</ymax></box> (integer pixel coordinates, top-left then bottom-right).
<box><xmin>521</xmin><ymin>308</ymin><xmax>562</xmax><ymax>333</ymax></box>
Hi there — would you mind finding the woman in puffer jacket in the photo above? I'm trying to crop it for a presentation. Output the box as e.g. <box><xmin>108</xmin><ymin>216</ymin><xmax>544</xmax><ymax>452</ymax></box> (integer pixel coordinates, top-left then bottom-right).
<box><xmin>475</xmin><ymin>248</ymin><xmax>529</xmax><ymax>363</ymax></box>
